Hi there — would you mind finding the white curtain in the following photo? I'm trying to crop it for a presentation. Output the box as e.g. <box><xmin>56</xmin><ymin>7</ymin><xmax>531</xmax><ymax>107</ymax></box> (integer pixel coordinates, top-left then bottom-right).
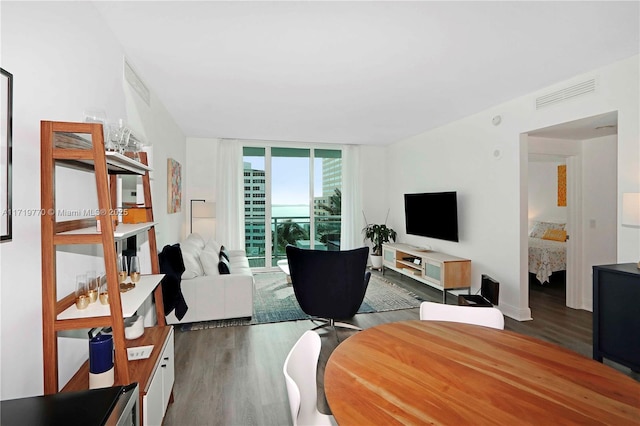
<box><xmin>215</xmin><ymin>139</ymin><xmax>245</xmax><ymax>249</ymax></box>
<box><xmin>340</xmin><ymin>145</ymin><xmax>363</xmax><ymax>250</ymax></box>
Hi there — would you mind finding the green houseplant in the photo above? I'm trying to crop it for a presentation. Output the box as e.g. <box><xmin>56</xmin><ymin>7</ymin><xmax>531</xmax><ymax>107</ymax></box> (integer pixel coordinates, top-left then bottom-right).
<box><xmin>362</xmin><ymin>223</ymin><xmax>397</xmax><ymax>269</ymax></box>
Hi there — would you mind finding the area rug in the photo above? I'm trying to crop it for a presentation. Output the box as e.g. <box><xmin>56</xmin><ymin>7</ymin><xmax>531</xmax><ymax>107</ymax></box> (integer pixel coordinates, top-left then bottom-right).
<box><xmin>181</xmin><ymin>272</ymin><xmax>424</xmax><ymax>331</ymax></box>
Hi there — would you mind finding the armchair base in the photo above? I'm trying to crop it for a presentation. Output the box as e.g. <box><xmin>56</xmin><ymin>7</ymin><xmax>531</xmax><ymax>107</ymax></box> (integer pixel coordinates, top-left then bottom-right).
<box><xmin>310</xmin><ymin>318</ymin><xmax>362</xmax><ymax>332</ymax></box>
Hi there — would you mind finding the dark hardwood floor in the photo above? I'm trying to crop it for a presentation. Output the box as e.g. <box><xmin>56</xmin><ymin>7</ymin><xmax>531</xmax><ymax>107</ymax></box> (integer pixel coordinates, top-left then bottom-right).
<box><xmin>163</xmin><ymin>269</ymin><xmax>638</xmax><ymax>426</ymax></box>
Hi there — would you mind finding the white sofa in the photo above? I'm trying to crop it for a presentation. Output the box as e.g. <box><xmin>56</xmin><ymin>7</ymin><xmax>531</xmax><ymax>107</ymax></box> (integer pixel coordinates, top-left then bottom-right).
<box><xmin>165</xmin><ymin>233</ymin><xmax>254</xmax><ymax>324</ymax></box>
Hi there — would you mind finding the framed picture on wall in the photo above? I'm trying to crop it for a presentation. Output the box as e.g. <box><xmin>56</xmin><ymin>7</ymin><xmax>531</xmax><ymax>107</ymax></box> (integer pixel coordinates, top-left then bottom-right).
<box><xmin>167</xmin><ymin>158</ymin><xmax>182</xmax><ymax>214</ymax></box>
<box><xmin>1</xmin><ymin>68</ymin><xmax>12</xmax><ymax>242</ymax></box>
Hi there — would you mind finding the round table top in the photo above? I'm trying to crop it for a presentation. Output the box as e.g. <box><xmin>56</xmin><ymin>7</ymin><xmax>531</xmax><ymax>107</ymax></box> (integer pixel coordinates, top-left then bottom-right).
<box><xmin>324</xmin><ymin>320</ymin><xmax>640</xmax><ymax>425</ymax></box>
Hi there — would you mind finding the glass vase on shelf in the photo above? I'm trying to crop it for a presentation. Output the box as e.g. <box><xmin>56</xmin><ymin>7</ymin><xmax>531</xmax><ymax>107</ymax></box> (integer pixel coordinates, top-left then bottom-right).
<box><xmin>87</xmin><ymin>270</ymin><xmax>98</xmax><ymax>303</ymax></box>
<box><xmin>130</xmin><ymin>256</ymin><xmax>141</xmax><ymax>283</ymax></box>
<box><xmin>99</xmin><ymin>274</ymin><xmax>109</xmax><ymax>305</ymax></box>
<box><xmin>83</xmin><ymin>109</ymin><xmax>109</xmax><ymax>146</ymax></box>
<box><xmin>75</xmin><ymin>274</ymin><xmax>89</xmax><ymax>310</ymax></box>
<box><xmin>105</xmin><ymin>123</ymin><xmax>121</xmax><ymax>152</ymax></box>
<box><xmin>126</xmin><ymin>135</ymin><xmax>142</xmax><ymax>163</ymax></box>
<box><xmin>118</xmin><ymin>126</ymin><xmax>131</xmax><ymax>155</ymax></box>
<box><xmin>117</xmin><ymin>255</ymin><xmax>128</xmax><ymax>284</ymax></box>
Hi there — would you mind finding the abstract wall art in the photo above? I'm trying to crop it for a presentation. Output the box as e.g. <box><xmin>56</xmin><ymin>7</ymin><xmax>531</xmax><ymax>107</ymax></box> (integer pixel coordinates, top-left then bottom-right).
<box><xmin>557</xmin><ymin>164</ymin><xmax>566</xmax><ymax>207</ymax></box>
<box><xmin>167</xmin><ymin>158</ymin><xmax>182</xmax><ymax>213</ymax></box>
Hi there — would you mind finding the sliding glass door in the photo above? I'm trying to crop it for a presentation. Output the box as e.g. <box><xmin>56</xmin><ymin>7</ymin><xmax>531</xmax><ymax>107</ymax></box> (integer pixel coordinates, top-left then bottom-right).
<box><xmin>314</xmin><ymin>149</ymin><xmax>342</xmax><ymax>251</ymax></box>
<box><xmin>243</xmin><ymin>146</ymin><xmax>341</xmax><ymax>269</ymax></box>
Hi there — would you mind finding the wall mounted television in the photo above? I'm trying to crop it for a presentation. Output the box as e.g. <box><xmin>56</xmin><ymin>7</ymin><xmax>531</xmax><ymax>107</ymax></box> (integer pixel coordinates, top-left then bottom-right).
<box><xmin>404</xmin><ymin>191</ymin><xmax>459</xmax><ymax>242</ymax></box>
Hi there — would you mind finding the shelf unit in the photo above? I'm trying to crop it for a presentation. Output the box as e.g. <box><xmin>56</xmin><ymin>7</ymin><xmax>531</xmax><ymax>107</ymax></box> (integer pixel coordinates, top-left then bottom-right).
<box><xmin>40</xmin><ymin>121</ymin><xmax>168</xmax><ymax>405</ymax></box>
<box><xmin>382</xmin><ymin>243</ymin><xmax>471</xmax><ymax>303</ymax></box>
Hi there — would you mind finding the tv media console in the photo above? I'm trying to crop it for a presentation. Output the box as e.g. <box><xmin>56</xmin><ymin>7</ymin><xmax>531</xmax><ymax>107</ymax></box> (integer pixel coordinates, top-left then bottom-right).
<box><xmin>382</xmin><ymin>243</ymin><xmax>471</xmax><ymax>303</ymax></box>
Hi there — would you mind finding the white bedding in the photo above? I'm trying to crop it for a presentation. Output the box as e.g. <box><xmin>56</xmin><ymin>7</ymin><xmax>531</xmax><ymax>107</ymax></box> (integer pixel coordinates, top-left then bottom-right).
<box><xmin>528</xmin><ymin>237</ymin><xmax>566</xmax><ymax>284</ymax></box>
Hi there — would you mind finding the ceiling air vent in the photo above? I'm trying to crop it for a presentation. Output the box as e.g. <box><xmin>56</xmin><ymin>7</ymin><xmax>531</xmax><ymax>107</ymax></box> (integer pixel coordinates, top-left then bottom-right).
<box><xmin>535</xmin><ymin>78</ymin><xmax>596</xmax><ymax>109</ymax></box>
<box><xmin>124</xmin><ymin>58</ymin><xmax>150</xmax><ymax>106</ymax></box>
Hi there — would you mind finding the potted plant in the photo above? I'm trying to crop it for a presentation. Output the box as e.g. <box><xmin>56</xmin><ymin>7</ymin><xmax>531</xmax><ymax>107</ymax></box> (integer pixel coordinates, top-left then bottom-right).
<box><xmin>362</xmin><ymin>223</ymin><xmax>397</xmax><ymax>269</ymax></box>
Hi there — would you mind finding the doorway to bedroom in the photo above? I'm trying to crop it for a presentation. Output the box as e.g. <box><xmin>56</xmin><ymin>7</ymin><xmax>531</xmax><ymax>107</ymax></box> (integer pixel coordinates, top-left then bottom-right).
<box><xmin>524</xmin><ymin>111</ymin><xmax>617</xmax><ymax>313</ymax></box>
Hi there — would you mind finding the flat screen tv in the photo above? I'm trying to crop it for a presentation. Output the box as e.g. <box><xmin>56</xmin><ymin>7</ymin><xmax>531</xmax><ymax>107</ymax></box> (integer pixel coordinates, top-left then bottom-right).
<box><xmin>404</xmin><ymin>191</ymin><xmax>459</xmax><ymax>242</ymax></box>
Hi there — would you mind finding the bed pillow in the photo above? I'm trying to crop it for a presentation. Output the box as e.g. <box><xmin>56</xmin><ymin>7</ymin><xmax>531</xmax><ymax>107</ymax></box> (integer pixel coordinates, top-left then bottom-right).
<box><xmin>541</xmin><ymin>229</ymin><xmax>567</xmax><ymax>242</ymax></box>
<box><xmin>529</xmin><ymin>221</ymin><xmax>565</xmax><ymax>238</ymax></box>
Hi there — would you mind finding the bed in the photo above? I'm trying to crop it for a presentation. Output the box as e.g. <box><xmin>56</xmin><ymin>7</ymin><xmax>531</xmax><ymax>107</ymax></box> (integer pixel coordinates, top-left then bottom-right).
<box><xmin>528</xmin><ymin>221</ymin><xmax>567</xmax><ymax>284</ymax></box>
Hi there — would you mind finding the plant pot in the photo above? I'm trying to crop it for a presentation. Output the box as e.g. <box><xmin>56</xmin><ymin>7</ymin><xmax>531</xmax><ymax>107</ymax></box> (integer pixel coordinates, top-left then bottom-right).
<box><xmin>370</xmin><ymin>254</ymin><xmax>383</xmax><ymax>270</ymax></box>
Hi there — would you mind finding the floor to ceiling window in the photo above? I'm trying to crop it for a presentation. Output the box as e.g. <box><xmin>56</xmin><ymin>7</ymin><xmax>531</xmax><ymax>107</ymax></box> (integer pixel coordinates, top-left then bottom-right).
<box><xmin>243</xmin><ymin>146</ymin><xmax>342</xmax><ymax>269</ymax></box>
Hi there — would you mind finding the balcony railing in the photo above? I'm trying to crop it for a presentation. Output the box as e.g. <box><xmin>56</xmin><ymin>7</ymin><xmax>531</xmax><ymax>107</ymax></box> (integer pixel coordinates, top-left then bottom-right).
<box><xmin>245</xmin><ymin>215</ymin><xmax>341</xmax><ymax>268</ymax></box>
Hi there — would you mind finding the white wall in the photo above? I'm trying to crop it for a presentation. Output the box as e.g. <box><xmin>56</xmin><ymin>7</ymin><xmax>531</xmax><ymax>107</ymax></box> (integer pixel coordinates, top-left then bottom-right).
<box><xmin>527</xmin><ymin>160</ymin><xmax>567</xmax><ymax>229</ymax></box>
<box><xmin>123</xmin><ymin>83</ymin><xmax>187</xmax><ymax>248</ymax></box>
<box><xmin>360</xmin><ymin>145</ymin><xmax>389</xmax><ymax>231</ymax></box>
<box><xmin>0</xmin><ymin>2</ymin><xmax>185</xmax><ymax>399</ymax></box>
<box><xmin>384</xmin><ymin>55</ymin><xmax>639</xmax><ymax>321</ymax></box>
<box><xmin>185</xmin><ymin>138</ymin><xmax>218</xmax><ymax>240</ymax></box>
<box><xmin>581</xmin><ymin>135</ymin><xmax>617</xmax><ymax>307</ymax></box>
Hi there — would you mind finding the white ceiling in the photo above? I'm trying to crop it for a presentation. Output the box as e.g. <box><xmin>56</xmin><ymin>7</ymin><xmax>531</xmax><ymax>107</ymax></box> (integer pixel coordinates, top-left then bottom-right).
<box><xmin>93</xmin><ymin>1</ymin><xmax>639</xmax><ymax>146</ymax></box>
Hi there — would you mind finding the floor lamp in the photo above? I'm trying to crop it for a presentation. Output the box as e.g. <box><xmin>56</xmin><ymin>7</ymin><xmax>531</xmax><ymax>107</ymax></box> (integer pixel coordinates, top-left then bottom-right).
<box><xmin>190</xmin><ymin>199</ymin><xmax>216</xmax><ymax>234</ymax></box>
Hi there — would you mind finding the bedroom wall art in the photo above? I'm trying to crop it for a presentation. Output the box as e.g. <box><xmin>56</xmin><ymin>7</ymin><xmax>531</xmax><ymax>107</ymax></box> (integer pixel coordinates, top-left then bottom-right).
<box><xmin>167</xmin><ymin>158</ymin><xmax>182</xmax><ymax>213</ymax></box>
<box><xmin>557</xmin><ymin>165</ymin><xmax>566</xmax><ymax>207</ymax></box>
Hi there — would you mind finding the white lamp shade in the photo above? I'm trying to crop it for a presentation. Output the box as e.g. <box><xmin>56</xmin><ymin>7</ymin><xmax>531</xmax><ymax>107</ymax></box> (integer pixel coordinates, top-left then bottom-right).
<box><xmin>622</xmin><ymin>193</ymin><xmax>640</xmax><ymax>226</ymax></box>
<box><xmin>192</xmin><ymin>201</ymin><xmax>216</xmax><ymax>218</ymax></box>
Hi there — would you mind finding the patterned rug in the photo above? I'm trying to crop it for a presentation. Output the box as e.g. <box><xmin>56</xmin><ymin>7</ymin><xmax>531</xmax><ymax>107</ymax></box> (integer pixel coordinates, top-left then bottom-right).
<box><xmin>181</xmin><ymin>271</ymin><xmax>424</xmax><ymax>331</ymax></box>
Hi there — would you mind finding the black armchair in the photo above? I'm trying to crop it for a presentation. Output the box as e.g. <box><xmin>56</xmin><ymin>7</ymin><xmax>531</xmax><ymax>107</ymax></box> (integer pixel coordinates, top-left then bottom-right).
<box><xmin>285</xmin><ymin>245</ymin><xmax>371</xmax><ymax>332</ymax></box>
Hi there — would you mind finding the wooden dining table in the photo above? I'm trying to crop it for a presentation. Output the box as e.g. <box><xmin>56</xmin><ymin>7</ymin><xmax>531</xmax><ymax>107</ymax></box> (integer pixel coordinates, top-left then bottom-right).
<box><xmin>324</xmin><ymin>320</ymin><xmax>640</xmax><ymax>425</ymax></box>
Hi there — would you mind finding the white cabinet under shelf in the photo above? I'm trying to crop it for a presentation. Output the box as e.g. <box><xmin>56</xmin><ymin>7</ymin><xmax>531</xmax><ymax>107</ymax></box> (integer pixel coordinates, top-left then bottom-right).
<box><xmin>382</xmin><ymin>243</ymin><xmax>471</xmax><ymax>303</ymax></box>
<box><xmin>143</xmin><ymin>327</ymin><xmax>174</xmax><ymax>426</ymax></box>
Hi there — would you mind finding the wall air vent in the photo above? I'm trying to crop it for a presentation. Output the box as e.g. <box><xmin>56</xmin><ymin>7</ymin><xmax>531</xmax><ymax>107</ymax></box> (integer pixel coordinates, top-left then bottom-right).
<box><xmin>124</xmin><ymin>58</ymin><xmax>150</xmax><ymax>106</ymax></box>
<box><xmin>535</xmin><ymin>78</ymin><xmax>596</xmax><ymax>109</ymax></box>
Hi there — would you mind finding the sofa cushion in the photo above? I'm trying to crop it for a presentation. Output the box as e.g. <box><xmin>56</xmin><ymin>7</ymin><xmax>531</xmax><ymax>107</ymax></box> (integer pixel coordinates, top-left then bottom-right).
<box><xmin>229</xmin><ymin>256</ymin><xmax>250</xmax><ymax>270</ymax></box>
<box><xmin>181</xmin><ymin>237</ymin><xmax>204</xmax><ymax>279</ymax></box>
<box><xmin>200</xmin><ymin>244</ymin><xmax>221</xmax><ymax>276</ymax></box>
<box><xmin>205</xmin><ymin>239</ymin><xmax>222</xmax><ymax>255</ymax></box>
<box><xmin>186</xmin><ymin>233</ymin><xmax>207</xmax><ymax>249</ymax></box>
<box><xmin>218</xmin><ymin>257</ymin><xmax>231</xmax><ymax>274</ymax></box>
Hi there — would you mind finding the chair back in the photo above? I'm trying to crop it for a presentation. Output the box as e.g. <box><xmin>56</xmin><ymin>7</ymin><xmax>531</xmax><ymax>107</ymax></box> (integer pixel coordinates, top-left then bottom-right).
<box><xmin>286</xmin><ymin>245</ymin><xmax>370</xmax><ymax>319</ymax></box>
<box><xmin>419</xmin><ymin>301</ymin><xmax>505</xmax><ymax>329</ymax></box>
<box><xmin>283</xmin><ymin>331</ymin><xmax>326</xmax><ymax>426</ymax></box>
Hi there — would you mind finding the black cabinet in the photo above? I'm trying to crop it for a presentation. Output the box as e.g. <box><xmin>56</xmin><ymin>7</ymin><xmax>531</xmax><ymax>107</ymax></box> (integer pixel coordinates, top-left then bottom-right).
<box><xmin>592</xmin><ymin>263</ymin><xmax>640</xmax><ymax>372</ymax></box>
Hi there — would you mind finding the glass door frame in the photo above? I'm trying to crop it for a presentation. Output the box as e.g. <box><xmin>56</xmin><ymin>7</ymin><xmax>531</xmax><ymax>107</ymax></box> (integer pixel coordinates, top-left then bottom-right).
<box><xmin>243</xmin><ymin>142</ymin><xmax>342</xmax><ymax>272</ymax></box>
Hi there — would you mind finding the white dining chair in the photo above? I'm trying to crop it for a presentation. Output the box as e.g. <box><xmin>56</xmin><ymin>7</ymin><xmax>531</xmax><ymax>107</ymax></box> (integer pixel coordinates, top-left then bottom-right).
<box><xmin>283</xmin><ymin>330</ymin><xmax>336</xmax><ymax>426</ymax></box>
<box><xmin>419</xmin><ymin>301</ymin><xmax>505</xmax><ymax>330</ymax></box>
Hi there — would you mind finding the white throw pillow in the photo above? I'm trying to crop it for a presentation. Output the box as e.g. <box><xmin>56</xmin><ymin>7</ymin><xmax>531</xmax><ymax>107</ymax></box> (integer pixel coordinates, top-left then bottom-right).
<box><xmin>185</xmin><ymin>233</ymin><xmax>206</xmax><ymax>250</ymax></box>
<box><xmin>205</xmin><ymin>239</ymin><xmax>222</xmax><ymax>255</ymax></box>
<box><xmin>180</xmin><ymin>238</ymin><xmax>204</xmax><ymax>279</ymax></box>
<box><xmin>200</xmin><ymin>244</ymin><xmax>221</xmax><ymax>276</ymax></box>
